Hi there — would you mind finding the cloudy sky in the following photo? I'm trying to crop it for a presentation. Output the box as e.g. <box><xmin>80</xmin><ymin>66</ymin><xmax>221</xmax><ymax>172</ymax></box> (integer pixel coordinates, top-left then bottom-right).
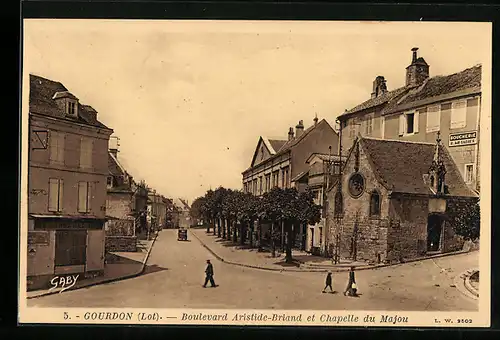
<box><xmin>23</xmin><ymin>20</ymin><xmax>491</xmax><ymax>202</ymax></box>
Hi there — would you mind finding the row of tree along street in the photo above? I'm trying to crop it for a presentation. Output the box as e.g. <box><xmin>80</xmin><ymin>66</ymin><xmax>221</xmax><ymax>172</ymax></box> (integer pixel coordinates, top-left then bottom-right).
<box><xmin>190</xmin><ymin>187</ymin><xmax>321</xmax><ymax>263</ymax></box>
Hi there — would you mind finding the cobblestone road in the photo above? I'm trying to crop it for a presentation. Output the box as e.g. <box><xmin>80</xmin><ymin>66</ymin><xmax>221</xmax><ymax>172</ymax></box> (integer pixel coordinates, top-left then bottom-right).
<box><xmin>26</xmin><ymin>229</ymin><xmax>479</xmax><ymax>311</ymax></box>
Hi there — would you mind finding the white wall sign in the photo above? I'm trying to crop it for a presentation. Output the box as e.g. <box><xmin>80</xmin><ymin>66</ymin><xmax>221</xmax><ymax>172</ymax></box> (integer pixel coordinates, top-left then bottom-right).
<box><xmin>449</xmin><ymin>131</ymin><xmax>477</xmax><ymax>147</ymax></box>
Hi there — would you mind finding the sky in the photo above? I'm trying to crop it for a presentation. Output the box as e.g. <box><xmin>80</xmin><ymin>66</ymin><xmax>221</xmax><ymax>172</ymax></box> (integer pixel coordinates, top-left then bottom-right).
<box><xmin>23</xmin><ymin>20</ymin><xmax>491</xmax><ymax>203</ymax></box>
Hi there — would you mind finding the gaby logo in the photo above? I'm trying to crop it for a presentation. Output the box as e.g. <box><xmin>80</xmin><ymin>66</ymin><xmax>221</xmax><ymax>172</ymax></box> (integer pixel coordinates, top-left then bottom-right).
<box><xmin>48</xmin><ymin>274</ymin><xmax>79</xmax><ymax>293</ymax></box>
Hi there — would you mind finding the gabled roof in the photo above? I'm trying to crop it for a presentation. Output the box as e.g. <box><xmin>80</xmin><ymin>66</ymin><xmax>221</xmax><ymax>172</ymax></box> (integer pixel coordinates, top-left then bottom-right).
<box><xmin>108</xmin><ymin>152</ymin><xmax>127</xmax><ymax>177</ymax></box>
<box><xmin>339</xmin><ymin>86</ymin><xmax>410</xmax><ymax>119</ymax></box>
<box><xmin>383</xmin><ymin>64</ymin><xmax>481</xmax><ymax>114</ymax></box>
<box><xmin>29</xmin><ymin>74</ymin><xmax>111</xmax><ymax>130</ymax></box>
<box><xmin>357</xmin><ymin>137</ymin><xmax>477</xmax><ymax>197</ymax></box>
<box><xmin>306</xmin><ymin>153</ymin><xmax>343</xmax><ymax>164</ymax></box>
<box><xmin>243</xmin><ymin>119</ymin><xmax>335</xmax><ymax>174</ymax></box>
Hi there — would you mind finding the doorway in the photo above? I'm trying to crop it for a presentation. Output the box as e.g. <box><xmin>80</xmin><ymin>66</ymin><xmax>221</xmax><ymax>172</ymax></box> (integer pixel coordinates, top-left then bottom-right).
<box><xmin>427</xmin><ymin>214</ymin><xmax>443</xmax><ymax>252</ymax></box>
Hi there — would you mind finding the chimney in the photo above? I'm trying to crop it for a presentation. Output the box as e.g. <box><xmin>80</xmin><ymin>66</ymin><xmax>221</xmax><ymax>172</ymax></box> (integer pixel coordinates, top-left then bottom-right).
<box><xmin>371</xmin><ymin>76</ymin><xmax>387</xmax><ymax>98</ymax></box>
<box><xmin>295</xmin><ymin>120</ymin><xmax>305</xmax><ymax>138</ymax></box>
<box><xmin>406</xmin><ymin>47</ymin><xmax>430</xmax><ymax>87</ymax></box>
<box><xmin>313</xmin><ymin>114</ymin><xmax>319</xmax><ymax>126</ymax></box>
<box><xmin>288</xmin><ymin>127</ymin><xmax>294</xmax><ymax>141</ymax></box>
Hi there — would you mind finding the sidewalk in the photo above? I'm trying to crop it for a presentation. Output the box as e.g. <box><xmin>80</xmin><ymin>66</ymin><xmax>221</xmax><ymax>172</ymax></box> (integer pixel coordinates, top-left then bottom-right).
<box><xmin>191</xmin><ymin>229</ymin><xmax>369</xmax><ymax>272</ymax></box>
<box><xmin>191</xmin><ymin>229</ymin><xmax>473</xmax><ymax>273</ymax></box>
<box><xmin>27</xmin><ymin>234</ymin><xmax>158</xmax><ymax>299</ymax></box>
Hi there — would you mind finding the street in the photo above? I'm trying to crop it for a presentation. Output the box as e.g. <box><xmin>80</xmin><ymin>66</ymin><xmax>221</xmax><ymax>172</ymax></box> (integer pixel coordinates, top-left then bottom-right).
<box><xmin>27</xmin><ymin>229</ymin><xmax>478</xmax><ymax>311</ymax></box>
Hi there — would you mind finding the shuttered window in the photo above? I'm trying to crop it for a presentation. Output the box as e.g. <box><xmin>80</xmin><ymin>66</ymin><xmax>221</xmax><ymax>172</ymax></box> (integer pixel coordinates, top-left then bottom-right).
<box><xmin>49</xmin><ymin>131</ymin><xmax>65</xmax><ymax>164</ymax></box>
<box><xmin>78</xmin><ymin>182</ymin><xmax>91</xmax><ymax>213</ymax></box>
<box><xmin>426</xmin><ymin>105</ymin><xmax>441</xmax><ymax>132</ymax></box>
<box><xmin>48</xmin><ymin>178</ymin><xmax>63</xmax><ymax>212</ymax></box>
<box><xmin>450</xmin><ymin>100</ymin><xmax>467</xmax><ymax>129</ymax></box>
<box><xmin>80</xmin><ymin>138</ymin><xmax>93</xmax><ymax>169</ymax></box>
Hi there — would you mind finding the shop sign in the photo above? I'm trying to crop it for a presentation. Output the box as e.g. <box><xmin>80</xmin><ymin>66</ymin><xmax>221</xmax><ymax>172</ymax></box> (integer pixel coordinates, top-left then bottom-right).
<box><xmin>449</xmin><ymin>131</ymin><xmax>477</xmax><ymax>147</ymax></box>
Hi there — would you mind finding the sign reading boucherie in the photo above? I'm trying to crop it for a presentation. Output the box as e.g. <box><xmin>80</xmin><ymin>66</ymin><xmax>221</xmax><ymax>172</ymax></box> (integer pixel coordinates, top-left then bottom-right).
<box><xmin>449</xmin><ymin>131</ymin><xmax>477</xmax><ymax>147</ymax></box>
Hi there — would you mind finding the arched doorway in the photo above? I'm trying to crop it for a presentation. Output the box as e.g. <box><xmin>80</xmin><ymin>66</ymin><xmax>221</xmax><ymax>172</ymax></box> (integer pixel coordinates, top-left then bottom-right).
<box><xmin>427</xmin><ymin>214</ymin><xmax>443</xmax><ymax>252</ymax></box>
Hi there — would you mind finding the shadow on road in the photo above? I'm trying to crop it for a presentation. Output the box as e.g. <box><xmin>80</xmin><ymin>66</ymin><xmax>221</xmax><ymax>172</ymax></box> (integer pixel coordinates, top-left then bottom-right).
<box><xmin>143</xmin><ymin>264</ymin><xmax>169</xmax><ymax>275</ymax></box>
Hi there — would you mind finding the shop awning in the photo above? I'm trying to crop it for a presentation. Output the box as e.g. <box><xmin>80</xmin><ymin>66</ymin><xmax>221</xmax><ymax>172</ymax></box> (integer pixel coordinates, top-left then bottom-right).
<box><xmin>29</xmin><ymin>214</ymin><xmax>108</xmax><ymax>221</ymax></box>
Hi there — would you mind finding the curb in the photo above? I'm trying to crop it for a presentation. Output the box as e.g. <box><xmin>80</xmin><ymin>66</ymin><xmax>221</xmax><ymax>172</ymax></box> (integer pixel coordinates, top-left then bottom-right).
<box><xmin>27</xmin><ymin>233</ymin><xmax>159</xmax><ymax>299</ymax></box>
<box><xmin>464</xmin><ymin>270</ymin><xmax>479</xmax><ymax>298</ymax></box>
<box><xmin>453</xmin><ymin>269</ymin><xmax>479</xmax><ymax>300</ymax></box>
<box><xmin>192</xmin><ymin>231</ymin><xmax>477</xmax><ymax>274</ymax></box>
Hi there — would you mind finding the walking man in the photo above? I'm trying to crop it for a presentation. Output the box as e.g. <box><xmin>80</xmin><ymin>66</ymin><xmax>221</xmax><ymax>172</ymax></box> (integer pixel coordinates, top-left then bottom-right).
<box><xmin>203</xmin><ymin>259</ymin><xmax>217</xmax><ymax>288</ymax></box>
<box><xmin>322</xmin><ymin>272</ymin><xmax>334</xmax><ymax>293</ymax></box>
<box><xmin>343</xmin><ymin>266</ymin><xmax>357</xmax><ymax>296</ymax></box>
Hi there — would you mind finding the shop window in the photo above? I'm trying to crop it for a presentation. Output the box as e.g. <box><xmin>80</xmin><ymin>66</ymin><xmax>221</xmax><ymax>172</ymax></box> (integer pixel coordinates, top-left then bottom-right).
<box><xmin>55</xmin><ymin>230</ymin><xmax>87</xmax><ymax>266</ymax></box>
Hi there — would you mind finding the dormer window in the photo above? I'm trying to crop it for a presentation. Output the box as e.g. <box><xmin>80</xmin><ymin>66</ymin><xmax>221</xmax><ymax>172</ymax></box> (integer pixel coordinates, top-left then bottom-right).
<box><xmin>68</xmin><ymin>101</ymin><xmax>77</xmax><ymax>116</ymax></box>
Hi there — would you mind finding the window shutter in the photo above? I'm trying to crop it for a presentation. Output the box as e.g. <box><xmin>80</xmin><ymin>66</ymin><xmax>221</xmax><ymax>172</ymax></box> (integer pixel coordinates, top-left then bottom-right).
<box><xmin>48</xmin><ymin>179</ymin><xmax>59</xmax><ymax>211</ymax></box>
<box><xmin>426</xmin><ymin>105</ymin><xmax>441</xmax><ymax>132</ymax></box>
<box><xmin>381</xmin><ymin>116</ymin><xmax>385</xmax><ymax>138</ymax></box>
<box><xmin>58</xmin><ymin>179</ymin><xmax>64</xmax><ymax>212</ymax></box>
<box><xmin>87</xmin><ymin>182</ymin><xmax>92</xmax><ymax>212</ymax></box>
<box><xmin>78</xmin><ymin>182</ymin><xmax>87</xmax><ymax>212</ymax></box>
<box><xmin>451</xmin><ymin>100</ymin><xmax>467</xmax><ymax>129</ymax></box>
<box><xmin>414</xmin><ymin>110</ymin><xmax>420</xmax><ymax>134</ymax></box>
<box><xmin>59</xmin><ymin>134</ymin><xmax>65</xmax><ymax>163</ymax></box>
<box><xmin>398</xmin><ymin>114</ymin><xmax>404</xmax><ymax>136</ymax></box>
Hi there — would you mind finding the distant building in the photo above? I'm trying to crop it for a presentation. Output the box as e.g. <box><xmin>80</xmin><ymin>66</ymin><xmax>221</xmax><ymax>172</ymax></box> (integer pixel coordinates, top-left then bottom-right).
<box><xmin>337</xmin><ymin>48</ymin><xmax>482</xmax><ymax>193</ymax></box>
<box><xmin>242</xmin><ymin>117</ymin><xmax>339</xmax><ymax>250</ymax></box>
<box><xmin>27</xmin><ymin>74</ymin><xmax>113</xmax><ymax>290</ymax></box>
<box><xmin>293</xmin><ymin>152</ymin><xmax>343</xmax><ymax>256</ymax></box>
<box><xmin>326</xmin><ymin>136</ymin><xmax>478</xmax><ymax>264</ymax></box>
<box><xmin>104</xmin><ymin>137</ymin><xmax>137</xmax><ymax>252</ymax></box>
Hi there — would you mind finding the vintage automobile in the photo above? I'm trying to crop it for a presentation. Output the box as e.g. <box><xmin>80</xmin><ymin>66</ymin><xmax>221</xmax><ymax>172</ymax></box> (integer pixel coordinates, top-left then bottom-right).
<box><xmin>177</xmin><ymin>228</ymin><xmax>188</xmax><ymax>241</ymax></box>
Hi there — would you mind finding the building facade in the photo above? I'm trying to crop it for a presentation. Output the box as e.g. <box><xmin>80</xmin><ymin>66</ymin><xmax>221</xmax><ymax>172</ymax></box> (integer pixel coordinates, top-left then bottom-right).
<box><xmin>27</xmin><ymin>74</ymin><xmax>113</xmax><ymax>290</ymax></box>
<box><xmin>325</xmin><ymin>136</ymin><xmax>478</xmax><ymax>264</ymax></box>
<box><xmin>296</xmin><ymin>153</ymin><xmax>342</xmax><ymax>256</ymax></box>
<box><xmin>337</xmin><ymin>48</ymin><xmax>482</xmax><ymax>193</ymax></box>
<box><xmin>242</xmin><ymin>117</ymin><xmax>339</xmax><ymax>250</ymax></box>
<box><xmin>104</xmin><ymin>138</ymin><xmax>137</xmax><ymax>252</ymax></box>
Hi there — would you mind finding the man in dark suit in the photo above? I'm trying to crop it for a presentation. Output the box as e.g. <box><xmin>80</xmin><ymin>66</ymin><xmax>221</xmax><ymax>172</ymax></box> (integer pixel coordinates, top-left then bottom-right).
<box><xmin>203</xmin><ymin>259</ymin><xmax>217</xmax><ymax>288</ymax></box>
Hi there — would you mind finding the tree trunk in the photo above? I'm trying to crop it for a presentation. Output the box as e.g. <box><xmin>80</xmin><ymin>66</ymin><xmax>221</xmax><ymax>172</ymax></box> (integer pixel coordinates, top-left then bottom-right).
<box><xmin>258</xmin><ymin>220</ymin><xmax>263</xmax><ymax>252</ymax></box>
<box><xmin>240</xmin><ymin>223</ymin><xmax>246</xmax><ymax>245</ymax></box>
<box><xmin>281</xmin><ymin>221</ymin><xmax>285</xmax><ymax>252</ymax></box>
<box><xmin>217</xmin><ymin>218</ymin><xmax>221</xmax><ymax>238</ymax></box>
<box><xmin>285</xmin><ymin>221</ymin><xmax>294</xmax><ymax>263</ymax></box>
<box><xmin>206</xmin><ymin>217</ymin><xmax>210</xmax><ymax>233</ymax></box>
<box><xmin>213</xmin><ymin>218</ymin><xmax>216</xmax><ymax>235</ymax></box>
<box><xmin>233</xmin><ymin>221</ymin><xmax>238</xmax><ymax>243</ymax></box>
<box><xmin>222</xmin><ymin>218</ymin><xmax>226</xmax><ymax>238</ymax></box>
<box><xmin>271</xmin><ymin>221</ymin><xmax>276</xmax><ymax>258</ymax></box>
<box><xmin>249</xmin><ymin>223</ymin><xmax>254</xmax><ymax>247</ymax></box>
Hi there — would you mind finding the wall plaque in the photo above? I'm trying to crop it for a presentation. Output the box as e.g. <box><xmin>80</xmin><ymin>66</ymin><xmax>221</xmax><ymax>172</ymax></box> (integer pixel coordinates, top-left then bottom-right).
<box><xmin>28</xmin><ymin>231</ymin><xmax>50</xmax><ymax>245</ymax></box>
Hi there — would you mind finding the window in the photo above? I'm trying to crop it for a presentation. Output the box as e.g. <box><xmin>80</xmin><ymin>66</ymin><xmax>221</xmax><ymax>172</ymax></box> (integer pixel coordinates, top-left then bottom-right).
<box><xmin>48</xmin><ymin>178</ymin><xmax>64</xmax><ymax>212</ymax></box>
<box><xmin>107</xmin><ymin>176</ymin><xmax>113</xmax><ymax>189</ymax></box>
<box><xmin>426</xmin><ymin>105</ymin><xmax>441</xmax><ymax>133</ymax></box>
<box><xmin>272</xmin><ymin>171</ymin><xmax>279</xmax><ymax>187</ymax></box>
<box><xmin>260</xmin><ymin>146</ymin><xmax>264</xmax><ymax>161</ymax></box>
<box><xmin>381</xmin><ymin>116</ymin><xmax>385</xmax><ymax>139</ymax></box>
<box><xmin>365</xmin><ymin>114</ymin><xmax>374</xmax><ymax>135</ymax></box>
<box><xmin>49</xmin><ymin>131</ymin><xmax>65</xmax><ymax>164</ymax></box>
<box><xmin>450</xmin><ymin>100</ymin><xmax>467</xmax><ymax>129</ymax></box>
<box><xmin>334</xmin><ymin>192</ymin><xmax>343</xmax><ymax>217</ymax></box>
<box><xmin>259</xmin><ymin>176</ymin><xmax>263</xmax><ymax>194</ymax></box>
<box><xmin>312</xmin><ymin>189</ymin><xmax>321</xmax><ymax>205</ymax></box>
<box><xmin>80</xmin><ymin>138</ymin><xmax>93</xmax><ymax>169</ymax></box>
<box><xmin>370</xmin><ymin>191</ymin><xmax>381</xmax><ymax>217</ymax></box>
<box><xmin>265</xmin><ymin>174</ymin><xmax>271</xmax><ymax>192</ymax></box>
<box><xmin>349</xmin><ymin>119</ymin><xmax>357</xmax><ymax>138</ymax></box>
<box><xmin>78</xmin><ymin>182</ymin><xmax>92</xmax><ymax>213</ymax></box>
<box><xmin>67</xmin><ymin>101</ymin><xmax>76</xmax><ymax>116</ymax></box>
<box><xmin>399</xmin><ymin>111</ymin><xmax>419</xmax><ymax>136</ymax></box>
<box><xmin>55</xmin><ymin>230</ymin><xmax>87</xmax><ymax>266</ymax></box>
<box><xmin>253</xmin><ymin>179</ymin><xmax>257</xmax><ymax>194</ymax></box>
<box><xmin>282</xmin><ymin>167</ymin><xmax>290</xmax><ymax>188</ymax></box>
<box><xmin>465</xmin><ymin>164</ymin><xmax>475</xmax><ymax>184</ymax></box>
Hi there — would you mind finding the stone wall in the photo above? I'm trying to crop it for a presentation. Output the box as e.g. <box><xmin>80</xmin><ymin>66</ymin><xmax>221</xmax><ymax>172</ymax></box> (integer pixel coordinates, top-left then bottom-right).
<box><xmin>105</xmin><ymin>236</ymin><xmax>137</xmax><ymax>252</ymax></box>
<box><xmin>105</xmin><ymin>219</ymin><xmax>134</xmax><ymax>236</ymax></box>
<box><xmin>326</xmin><ymin>140</ymin><xmax>391</xmax><ymax>263</ymax></box>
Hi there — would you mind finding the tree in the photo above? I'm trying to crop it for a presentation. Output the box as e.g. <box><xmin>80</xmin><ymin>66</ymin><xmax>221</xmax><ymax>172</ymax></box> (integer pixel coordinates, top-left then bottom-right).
<box><xmin>190</xmin><ymin>196</ymin><xmax>206</xmax><ymax>227</ymax></box>
<box><xmin>212</xmin><ymin>187</ymin><xmax>228</xmax><ymax>238</ymax></box>
<box><xmin>260</xmin><ymin>188</ymin><xmax>287</xmax><ymax>257</ymax></box>
<box><xmin>449</xmin><ymin>199</ymin><xmax>480</xmax><ymax>241</ymax></box>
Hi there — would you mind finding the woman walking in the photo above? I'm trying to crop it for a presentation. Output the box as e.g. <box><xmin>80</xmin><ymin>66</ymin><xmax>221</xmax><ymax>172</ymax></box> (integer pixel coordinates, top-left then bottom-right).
<box><xmin>343</xmin><ymin>266</ymin><xmax>357</xmax><ymax>296</ymax></box>
<box><xmin>322</xmin><ymin>272</ymin><xmax>334</xmax><ymax>293</ymax></box>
